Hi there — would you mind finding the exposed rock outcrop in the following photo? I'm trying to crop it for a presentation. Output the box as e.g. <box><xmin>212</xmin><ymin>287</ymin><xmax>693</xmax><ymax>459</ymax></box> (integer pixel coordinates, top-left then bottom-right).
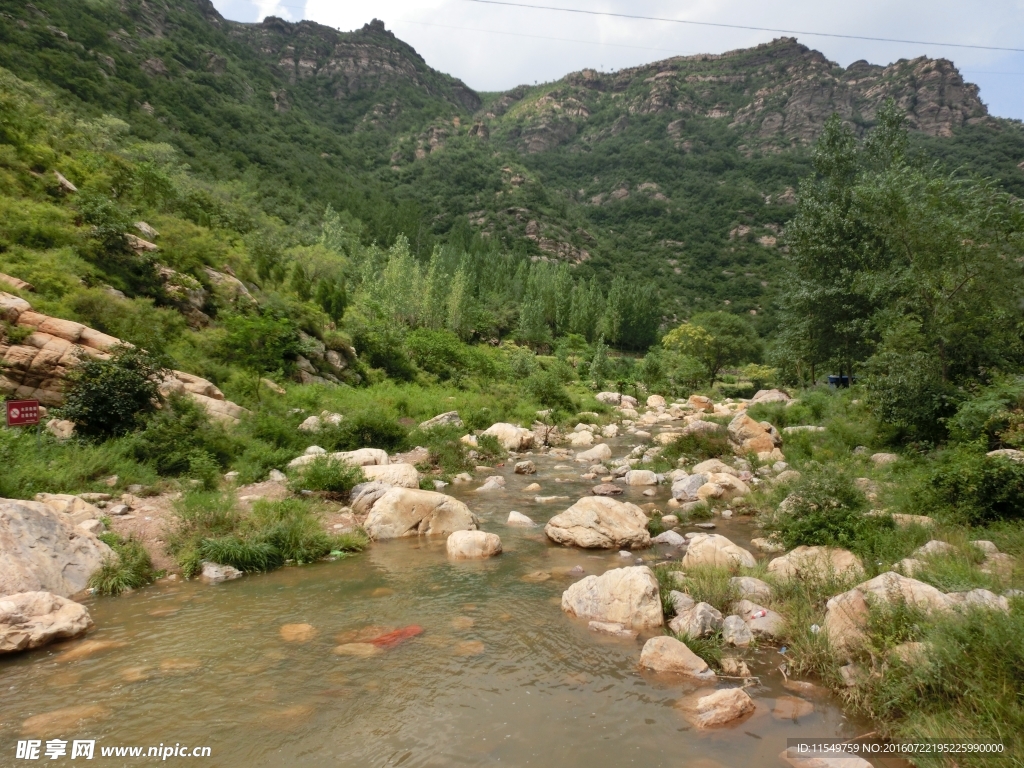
<box><xmin>363</xmin><ymin>488</ymin><xmax>478</xmax><ymax>540</ymax></box>
<box><xmin>545</xmin><ymin>496</ymin><xmax>651</xmax><ymax>549</ymax></box>
<box><xmin>0</xmin><ymin>592</ymin><xmax>93</xmax><ymax>654</ymax></box>
<box><xmin>561</xmin><ymin>565</ymin><xmax>662</xmax><ymax>628</ymax></box>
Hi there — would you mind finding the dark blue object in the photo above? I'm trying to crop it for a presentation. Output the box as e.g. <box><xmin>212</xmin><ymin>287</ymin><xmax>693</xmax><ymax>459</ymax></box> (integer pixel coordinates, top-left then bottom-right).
<box><xmin>827</xmin><ymin>375</ymin><xmax>853</xmax><ymax>388</ymax></box>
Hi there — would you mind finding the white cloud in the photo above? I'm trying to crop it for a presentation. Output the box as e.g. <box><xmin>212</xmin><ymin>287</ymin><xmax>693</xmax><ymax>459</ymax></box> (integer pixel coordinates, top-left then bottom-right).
<box><xmin>217</xmin><ymin>0</ymin><xmax>1024</xmax><ymax>119</ymax></box>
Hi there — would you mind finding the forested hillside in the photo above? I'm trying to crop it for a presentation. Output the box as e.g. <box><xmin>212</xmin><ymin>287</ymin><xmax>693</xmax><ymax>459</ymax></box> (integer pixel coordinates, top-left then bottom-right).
<box><xmin>3</xmin><ymin>0</ymin><xmax>1024</xmax><ymax>339</ymax></box>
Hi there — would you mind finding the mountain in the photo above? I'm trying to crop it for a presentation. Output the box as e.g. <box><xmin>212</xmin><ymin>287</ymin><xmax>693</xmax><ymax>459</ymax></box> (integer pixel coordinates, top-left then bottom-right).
<box><xmin>1</xmin><ymin>0</ymin><xmax>1023</xmax><ymax>327</ymax></box>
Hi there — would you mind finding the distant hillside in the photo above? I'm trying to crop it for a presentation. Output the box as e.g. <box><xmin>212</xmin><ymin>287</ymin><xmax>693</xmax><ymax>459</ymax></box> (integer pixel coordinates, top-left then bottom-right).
<box><xmin>1</xmin><ymin>0</ymin><xmax>1023</xmax><ymax>326</ymax></box>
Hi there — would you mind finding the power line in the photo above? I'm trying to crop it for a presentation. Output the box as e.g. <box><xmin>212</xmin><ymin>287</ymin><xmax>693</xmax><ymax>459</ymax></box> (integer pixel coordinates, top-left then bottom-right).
<box><xmin>395</xmin><ymin>19</ymin><xmax>694</xmax><ymax>55</ymax></box>
<box><xmin>460</xmin><ymin>0</ymin><xmax>1024</xmax><ymax>54</ymax></box>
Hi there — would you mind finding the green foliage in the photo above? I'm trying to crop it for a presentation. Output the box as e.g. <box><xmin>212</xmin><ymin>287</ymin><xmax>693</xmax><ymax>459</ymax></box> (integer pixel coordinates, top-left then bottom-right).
<box><xmin>288</xmin><ymin>456</ymin><xmax>365</xmax><ymax>496</ymax></box>
<box><xmin>661</xmin><ymin>429</ymin><xmax>731</xmax><ymax>464</ymax></box>
<box><xmin>525</xmin><ymin>368</ymin><xmax>574</xmax><ymax>412</ymax></box>
<box><xmin>131</xmin><ymin>394</ymin><xmax>235</xmax><ymax>478</ymax></box>
<box><xmin>60</xmin><ymin>345</ymin><xmax>164</xmax><ymax>438</ymax></box>
<box><xmin>927</xmin><ymin>444</ymin><xmax>1024</xmax><ymax>525</ymax></box>
<box><xmin>219</xmin><ymin>311</ymin><xmax>300</xmax><ymax>377</ymax></box>
<box><xmin>663</xmin><ymin>311</ymin><xmax>760</xmax><ymax>385</ymax></box>
<box><xmin>90</xmin><ymin>532</ymin><xmax>157</xmax><ymax>596</ymax></box>
<box><xmin>326</xmin><ymin>410</ymin><xmax>408</xmax><ymax>452</ymax></box>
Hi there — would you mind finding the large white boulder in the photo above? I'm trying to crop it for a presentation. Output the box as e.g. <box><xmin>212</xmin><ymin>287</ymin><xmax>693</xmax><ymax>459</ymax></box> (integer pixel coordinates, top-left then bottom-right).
<box><xmin>751</xmin><ymin>389</ymin><xmax>791</xmax><ymax>404</ymax></box>
<box><xmin>767</xmin><ymin>546</ymin><xmax>864</xmax><ymax>581</ymax></box>
<box><xmin>624</xmin><ymin>470</ymin><xmax>658</xmax><ymax>486</ymax></box>
<box><xmin>682</xmin><ymin>533</ymin><xmax>756</xmax><ymax>570</ymax></box>
<box><xmin>677</xmin><ymin>687</ymin><xmax>756</xmax><ymax>728</ymax></box>
<box><xmin>363</xmin><ymin>489</ymin><xmax>478</xmax><ymax>540</ymax></box>
<box><xmin>0</xmin><ymin>592</ymin><xmax>93</xmax><ymax>654</ymax></box>
<box><xmin>0</xmin><ymin>499</ymin><xmax>112</xmax><ymax>598</ymax></box>
<box><xmin>575</xmin><ymin>443</ymin><xmax>612</xmax><ymax>463</ymax></box>
<box><xmin>446</xmin><ymin>530</ymin><xmax>502</xmax><ymax>559</ymax></box>
<box><xmin>483</xmin><ymin>423</ymin><xmax>535</xmax><ymax>451</ymax></box>
<box><xmin>545</xmin><ymin>496</ymin><xmax>651</xmax><ymax>549</ymax></box>
<box><xmin>361</xmin><ymin>463</ymin><xmax>420</xmax><ymax>488</ymax></box>
<box><xmin>287</xmin><ymin>447</ymin><xmax>389</xmax><ymax>469</ymax></box>
<box><xmin>561</xmin><ymin>566</ymin><xmax>663</xmax><ymax>628</ymax></box>
<box><xmin>639</xmin><ymin>636</ymin><xmax>714</xmax><ymax>679</ymax></box>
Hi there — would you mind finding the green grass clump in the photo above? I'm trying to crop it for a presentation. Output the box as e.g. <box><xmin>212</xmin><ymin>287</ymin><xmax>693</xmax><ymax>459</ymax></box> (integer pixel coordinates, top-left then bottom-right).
<box><xmin>677</xmin><ymin>632</ymin><xmax>723</xmax><ymax>667</ymax></box>
<box><xmin>660</xmin><ymin>430</ymin><xmax>731</xmax><ymax>464</ymax></box>
<box><xmin>168</xmin><ymin>491</ymin><xmax>366</xmax><ymax>577</ymax></box>
<box><xmin>90</xmin><ymin>533</ymin><xmax>158</xmax><ymax>596</ymax></box>
<box><xmin>288</xmin><ymin>456</ymin><xmax>365</xmax><ymax>497</ymax></box>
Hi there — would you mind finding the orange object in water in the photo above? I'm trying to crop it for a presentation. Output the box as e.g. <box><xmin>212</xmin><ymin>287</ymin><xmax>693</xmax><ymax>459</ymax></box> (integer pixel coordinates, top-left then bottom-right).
<box><xmin>369</xmin><ymin>625</ymin><xmax>424</xmax><ymax>649</ymax></box>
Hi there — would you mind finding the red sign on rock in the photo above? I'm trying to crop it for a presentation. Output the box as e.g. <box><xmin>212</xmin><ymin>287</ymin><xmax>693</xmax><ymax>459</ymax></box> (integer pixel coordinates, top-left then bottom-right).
<box><xmin>6</xmin><ymin>399</ymin><xmax>40</xmax><ymax>427</ymax></box>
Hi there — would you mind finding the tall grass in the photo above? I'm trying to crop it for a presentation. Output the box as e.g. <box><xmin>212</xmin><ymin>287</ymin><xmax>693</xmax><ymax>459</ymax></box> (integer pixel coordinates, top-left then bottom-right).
<box><xmin>90</xmin><ymin>533</ymin><xmax>158</xmax><ymax>596</ymax></box>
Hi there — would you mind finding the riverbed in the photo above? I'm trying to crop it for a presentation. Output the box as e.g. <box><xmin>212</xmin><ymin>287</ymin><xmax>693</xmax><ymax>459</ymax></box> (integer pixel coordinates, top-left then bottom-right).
<box><xmin>1</xmin><ymin>441</ymin><xmax>905</xmax><ymax>767</ymax></box>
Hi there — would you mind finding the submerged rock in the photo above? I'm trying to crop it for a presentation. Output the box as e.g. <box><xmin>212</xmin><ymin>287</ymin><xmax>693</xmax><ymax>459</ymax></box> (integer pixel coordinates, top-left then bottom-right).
<box><xmin>588</xmin><ymin>620</ymin><xmax>638</xmax><ymax>639</ymax></box>
<box><xmin>506</xmin><ymin>511</ymin><xmax>536</xmax><ymax>527</ymax></box>
<box><xmin>0</xmin><ymin>592</ymin><xmax>93</xmax><ymax>654</ymax></box>
<box><xmin>561</xmin><ymin>565</ymin><xmax>662</xmax><ymax>628</ymax></box>
<box><xmin>545</xmin><ymin>496</ymin><xmax>651</xmax><ymax>549</ymax></box>
<box><xmin>201</xmin><ymin>562</ymin><xmax>243</xmax><ymax>584</ymax></box>
<box><xmin>676</xmin><ymin>687</ymin><xmax>755</xmax><ymax>728</ymax></box>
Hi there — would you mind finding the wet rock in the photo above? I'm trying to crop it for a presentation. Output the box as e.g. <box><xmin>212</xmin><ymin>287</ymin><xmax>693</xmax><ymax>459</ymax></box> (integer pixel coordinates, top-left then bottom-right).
<box><xmin>55</xmin><ymin>638</ymin><xmax>126</xmax><ymax>662</ymax></box>
<box><xmin>624</xmin><ymin>469</ymin><xmax>658</xmax><ymax>486</ymax></box>
<box><xmin>720</xmin><ymin>657</ymin><xmax>751</xmax><ymax>677</ymax></box>
<box><xmin>21</xmin><ymin>704</ymin><xmax>112</xmax><ymax>736</ymax></box>
<box><xmin>591</xmin><ymin>483</ymin><xmax>623</xmax><ymax>496</ymax></box>
<box><xmin>561</xmin><ymin>565</ymin><xmax>662</xmax><ymax>628</ymax></box>
<box><xmin>507</xmin><ymin>511</ymin><xmax>536</xmax><ymax>527</ymax></box>
<box><xmin>588</xmin><ymin>620</ymin><xmax>638</xmax><ymax>639</ymax></box>
<box><xmin>447</xmin><ymin>530</ymin><xmax>503</xmax><ymax>559</ymax></box>
<box><xmin>475</xmin><ymin>476</ymin><xmax>506</xmax><ymax>492</ymax></box>
<box><xmin>419</xmin><ymin>411</ymin><xmax>463</xmax><ymax>429</ymax></box>
<box><xmin>362</xmin><ymin>463</ymin><xmax>420</xmax><ymax>488</ymax></box>
<box><xmin>0</xmin><ymin>499</ymin><xmax>112</xmax><ymax>598</ymax></box>
<box><xmin>640</xmin><ymin>636</ymin><xmax>715</xmax><ymax>679</ymax></box>
<box><xmin>0</xmin><ymin>592</ymin><xmax>93</xmax><ymax>654</ymax></box>
<box><xmin>660</xmin><ymin>514</ymin><xmax>679</xmax><ymax>527</ymax></box>
<box><xmin>575</xmin><ymin>443</ymin><xmax>613</xmax><ymax>463</ymax></box>
<box><xmin>523</xmin><ymin>482</ymin><xmax>541</xmax><ymax>492</ymax></box>
<box><xmin>772</xmin><ymin>695</ymin><xmax>814</xmax><ymax>720</ymax></box>
<box><xmin>333</xmin><ymin>642</ymin><xmax>382</xmax><ymax>657</ymax></box>
<box><xmin>652</xmin><ymin>530</ymin><xmax>686</xmax><ymax>547</ymax></box>
<box><xmin>677</xmin><ymin>687</ymin><xmax>755</xmax><ymax>728</ymax></box>
<box><xmin>671</xmin><ymin>474</ymin><xmax>707</xmax><ymax>502</ymax></box>
<box><xmin>535</xmin><ymin>495</ymin><xmax>570</xmax><ymax>503</ymax></box>
<box><xmin>363</xmin><ymin>489</ymin><xmax>478</xmax><ymax>540</ymax></box>
<box><xmin>730</xmin><ymin>576</ymin><xmax>772</xmax><ymax>603</ymax></box>
<box><xmin>682</xmin><ymin>533</ymin><xmax>756</xmax><ymax>569</ymax></box>
<box><xmin>483</xmin><ymin>423</ymin><xmax>535</xmax><ymax>451</ymax></box>
<box><xmin>514</xmin><ymin>460</ymin><xmax>536</xmax><ymax>475</ymax></box>
<box><xmin>768</xmin><ymin>546</ymin><xmax>864</xmax><ymax>580</ymax></box>
<box><xmin>722</xmin><ymin>615</ymin><xmax>753</xmax><ymax>646</ymax></box>
<box><xmin>453</xmin><ymin>640</ymin><xmax>485</xmax><ymax>656</ymax></box>
<box><xmin>452</xmin><ymin>472</ymin><xmax>473</xmax><ymax>483</ymax></box>
<box><xmin>279</xmin><ymin>623</ymin><xmax>317</xmax><ymax>642</ymax></box>
<box><xmin>201</xmin><ymin>562</ymin><xmax>243</xmax><ymax>584</ymax></box>
<box><xmin>545</xmin><ymin>496</ymin><xmax>651</xmax><ymax>549</ymax></box>
<box><xmin>669</xmin><ymin>601</ymin><xmax>723</xmax><ymax>638</ymax></box>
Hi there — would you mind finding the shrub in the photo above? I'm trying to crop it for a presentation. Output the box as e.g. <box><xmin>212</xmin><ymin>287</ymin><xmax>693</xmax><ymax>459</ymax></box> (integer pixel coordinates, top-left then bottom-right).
<box><xmin>90</xmin><ymin>533</ymin><xmax>157</xmax><ymax>595</ymax></box>
<box><xmin>60</xmin><ymin>345</ymin><xmax>164</xmax><ymax>438</ymax></box>
<box><xmin>408</xmin><ymin>424</ymin><xmax>472</xmax><ymax>476</ymax></box>
<box><xmin>131</xmin><ymin>394</ymin><xmax>237</xmax><ymax>477</ymax></box>
<box><xmin>928</xmin><ymin>443</ymin><xmax>1024</xmax><ymax>525</ymax></box>
<box><xmin>288</xmin><ymin>456</ymin><xmax>365</xmax><ymax>496</ymax></box>
<box><xmin>525</xmin><ymin>369</ymin><xmax>575</xmax><ymax>412</ymax></box>
<box><xmin>761</xmin><ymin>465</ymin><xmax>898</xmax><ymax>558</ymax></box>
<box><xmin>405</xmin><ymin>328</ymin><xmax>468</xmax><ymax>381</ymax></box>
<box><xmin>661</xmin><ymin>429</ymin><xmax>731</xmax><ymax>463</ymax></box>
<box><xmin>197</xmin><ymin>535</ymin><xmax>282</xmax><ymax>572</ymax></box>
<box><xmin>322</xmin><ymin>410</ymin><xmax>407</xmax><ymax>452</ymax></box>
<box><xmin>246</xmin><ymin>498</ymin><xmax>347</xmax><ymax>564</ymax></box>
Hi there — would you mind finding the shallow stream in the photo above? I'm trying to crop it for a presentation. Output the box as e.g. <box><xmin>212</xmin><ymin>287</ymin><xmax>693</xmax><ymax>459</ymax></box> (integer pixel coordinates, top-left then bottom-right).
<box><xmin>0</xmin><ymin>439</ymin><xmax>907</xmax><ymax>767</ymax></box>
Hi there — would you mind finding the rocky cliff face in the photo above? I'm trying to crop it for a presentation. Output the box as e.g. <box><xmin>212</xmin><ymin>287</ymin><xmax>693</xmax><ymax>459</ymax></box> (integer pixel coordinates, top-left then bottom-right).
<box><xmin>487</xmin><ymin>38</ymin><xmax>989</xmax><ymax>154</ymax></box>
<box><xmin>231</xmin><ymin>17</ymin><xmax>480</xmax><ymax>115</ymax></box>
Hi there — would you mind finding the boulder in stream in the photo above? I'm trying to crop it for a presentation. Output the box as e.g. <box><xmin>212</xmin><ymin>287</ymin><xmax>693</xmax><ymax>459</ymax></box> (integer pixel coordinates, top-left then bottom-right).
<box><xmin>545</xmin><ymin>496</ymin><xmax>650</xmax><ymax>549</ymax></box>
<box><xmin>561</xmin><ymin>565</ymin><xmax>662</xmax><ymax>628</ymax></box>
<box><xmin>363</xmin><ymin>489</ymin><xmax>478</xmax><ymax>540</ymax></box>
<box><xmin>0</xmin><ymin>592</ymin><xmax>93</xmax><ymax>654</ymax></box>
<box><xmin>446</xmin><ymin>530</ymin><xmax>502</xmax><ymax>559</ymax></box>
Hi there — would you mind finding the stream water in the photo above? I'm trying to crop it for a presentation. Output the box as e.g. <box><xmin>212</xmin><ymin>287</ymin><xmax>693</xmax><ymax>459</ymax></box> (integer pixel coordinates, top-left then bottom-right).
<box><xmin>0</xmin><ymin>437</ymin><xmax>907</xmax><ymax>767</ymax></box>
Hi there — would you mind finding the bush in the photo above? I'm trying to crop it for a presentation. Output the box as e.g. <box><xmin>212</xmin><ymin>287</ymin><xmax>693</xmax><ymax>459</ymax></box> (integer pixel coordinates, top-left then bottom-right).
<box><xmin>928</xmin><ymin>443</ymin><xmax>1024</xmax><ymax>525</ymax></box>
<box><xmin>322</xmin><ymin>410</ymin><xmax>407</xmax><ymax>452</ymax></box>
<box><xmin>660</xmin><ymin>429</ymin><xmax>731</xmax><ymax>464</ymax></box>
<box><xmin>90</xmin><ymin>533</ymin><xmax>157</xmax><ymax>595</ymax></box>
<box><xmin>288</xmin><ymin>456</ymin><xmax>365</xmax><ymax>496</ymax></box>
<box><xmin>525</xmin><ymin>369</ymin><xmax>575</xmax><ymax>412</ymax></box>
<box><xmin>405</xmin><ymin>328</ymin><xmax>468</xmax><ymax>381</ymax></box>
<box><xmin>131</xmin><ymin>394</ymin><xmax>237</xmax><ymax>477</ymax></box>
<box><xmin>60</xmin><ymin>345</ymin><xmax>164</xmax><ymax>438</ymax></box>
<box><xmin>761</xmin><ymin>465</ymin><xmax>898</xmax><ymax>558</ymax></box>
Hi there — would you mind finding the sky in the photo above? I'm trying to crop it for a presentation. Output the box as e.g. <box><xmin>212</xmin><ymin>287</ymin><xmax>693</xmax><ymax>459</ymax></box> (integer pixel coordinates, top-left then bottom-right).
<box><xmin>211</xmin><ymin>0</ymin><xmax>1024</xmax><ymax>120</ymax></box>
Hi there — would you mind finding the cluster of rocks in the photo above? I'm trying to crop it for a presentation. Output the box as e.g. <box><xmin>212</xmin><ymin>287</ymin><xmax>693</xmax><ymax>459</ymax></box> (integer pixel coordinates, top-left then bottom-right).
<box><xmin>0</xmin><ymin>292</ymin><xmax>247</xmax><ymax>424</ymax></box>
